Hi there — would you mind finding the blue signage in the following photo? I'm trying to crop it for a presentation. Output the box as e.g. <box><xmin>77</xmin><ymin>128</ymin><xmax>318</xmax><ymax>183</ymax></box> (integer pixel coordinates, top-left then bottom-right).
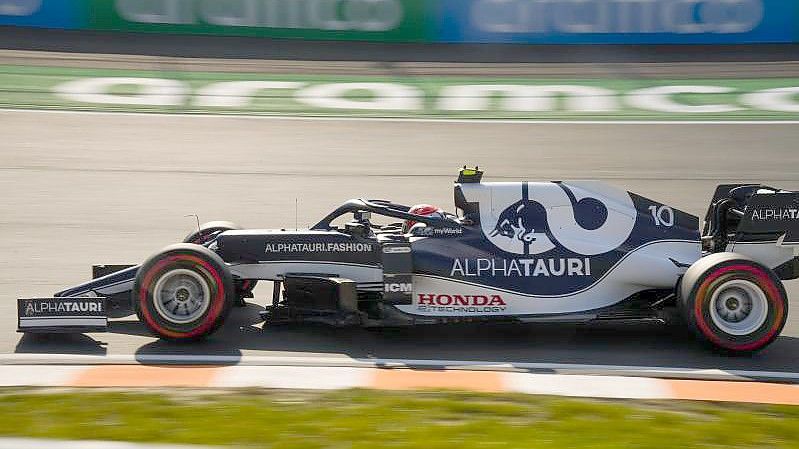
<box><xmin>435</xmin><ymin>0</ymin><xmax>798</xmax><ymax>44</ymax></box>
<box><xmin>0</xmin><ymin>0</ymin><xmax>85</xmax><ymax>29</ymax></box>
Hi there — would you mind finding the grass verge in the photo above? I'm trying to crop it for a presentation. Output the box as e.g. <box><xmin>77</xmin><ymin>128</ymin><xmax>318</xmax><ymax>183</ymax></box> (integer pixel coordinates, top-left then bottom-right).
<box><xmin>1</xmin><ymin>388</ymin><xmax>798</xmax><ymax>448</ymax></box>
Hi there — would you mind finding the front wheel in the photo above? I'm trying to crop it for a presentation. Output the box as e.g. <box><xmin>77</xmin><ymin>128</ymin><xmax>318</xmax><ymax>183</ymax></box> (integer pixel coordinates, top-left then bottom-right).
<box><xmin>680</xmin><ymin>253</ymin><xmax>788</xmax><ymax>353</ymax></box>
<box><xmin>133</xmin><ymin>243</ymin><xmax>235</xmax><ymax>341</ymax></box>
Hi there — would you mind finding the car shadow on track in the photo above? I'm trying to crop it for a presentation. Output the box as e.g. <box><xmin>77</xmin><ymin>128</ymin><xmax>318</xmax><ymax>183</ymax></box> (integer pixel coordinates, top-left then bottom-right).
<box><xmin>130</xmin><ymin>303</ymin><xmax>799</xmax><ymax>373</ymax></box>
<box><xmin>15</xmin><ymin>332</ymin><xmax>107</xmax><ymax>356</ymax></box>
<box><xmin>14</xmin><ymin>302</ymin><xmax>799</xmax><ymax>374</ymax></box>
<box><xmin>122</xmin><ymin>302</ymin><xmax>269</xmax><ymax>362</ymax></box>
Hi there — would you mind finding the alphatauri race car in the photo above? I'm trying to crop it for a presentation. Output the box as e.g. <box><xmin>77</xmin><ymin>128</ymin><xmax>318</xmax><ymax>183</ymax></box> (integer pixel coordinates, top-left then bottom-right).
<box><xmin>18</xmin><ymin>168</ymin><xmax>799</xmax><ymax>353</ymax></box>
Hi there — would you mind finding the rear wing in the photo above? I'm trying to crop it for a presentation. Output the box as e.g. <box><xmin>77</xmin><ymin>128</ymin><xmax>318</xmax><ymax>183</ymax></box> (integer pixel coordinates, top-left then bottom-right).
<box><xmin>702</xmin><ymin>185</ymin><xmax>799</xmax><ymax>280</ymax></box>
<box><xmin>737</xmin><ymin>190</ymin><xmax>799</xmax><ymax>245</ymax></box>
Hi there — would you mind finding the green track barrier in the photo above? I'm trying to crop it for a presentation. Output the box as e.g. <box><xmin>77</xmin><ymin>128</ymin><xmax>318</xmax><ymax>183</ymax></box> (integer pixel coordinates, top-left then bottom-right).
<box><xmin>88</xmin><ymin>0</ymin><xmax>430</xmax><ymax>42</ymax></box>
<box><xmin>1</xmin><ymin>65</ymin><xmax>798</xmax><ymax>120</ymax></box>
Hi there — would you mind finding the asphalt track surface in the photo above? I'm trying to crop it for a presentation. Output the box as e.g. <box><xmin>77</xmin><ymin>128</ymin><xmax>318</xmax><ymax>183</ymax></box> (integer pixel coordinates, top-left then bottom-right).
<box><xmin>1</xmin><ymin>110</ymin><xmax>798</xmax><ymax>373</ymax></box>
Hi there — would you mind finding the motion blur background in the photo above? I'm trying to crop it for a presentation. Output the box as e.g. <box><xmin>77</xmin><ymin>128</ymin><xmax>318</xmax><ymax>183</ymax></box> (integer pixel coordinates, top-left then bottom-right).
<box><xmin>1</xmin><ymin>0</ymin><xmax>797</xmax><ymax>43</ymax></box>
<box><xmin>0</xmin><ymin>1</ymin><xmax>798</xmax><ymax>447</ymax></box>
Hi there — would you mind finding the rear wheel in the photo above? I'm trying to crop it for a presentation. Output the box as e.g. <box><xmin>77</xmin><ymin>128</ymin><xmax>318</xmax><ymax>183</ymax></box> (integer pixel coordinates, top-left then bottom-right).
<box><xmin>680</xmin><ymin>253</ymin><xmax>787</xmax><ymax>353</ymax></box>
<box><xmin>133</xmin><ymin>243</ymin><xmax>235</xmax><ymax>341</ymax></box>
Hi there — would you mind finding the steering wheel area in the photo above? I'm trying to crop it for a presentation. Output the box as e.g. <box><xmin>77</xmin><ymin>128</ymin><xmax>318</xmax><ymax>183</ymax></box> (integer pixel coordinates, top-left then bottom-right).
<box><xmin>312</xmin><ymin>199</ymin><xmax>460</xmax><ymax>234</ymax></box>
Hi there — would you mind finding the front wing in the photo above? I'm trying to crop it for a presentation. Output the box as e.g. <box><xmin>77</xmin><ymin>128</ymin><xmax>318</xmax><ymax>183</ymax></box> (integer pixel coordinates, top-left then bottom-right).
<box><xmin>17</xmin><ymin>297</ymin><xmax>108</xmax><ymax>333</ymax></box>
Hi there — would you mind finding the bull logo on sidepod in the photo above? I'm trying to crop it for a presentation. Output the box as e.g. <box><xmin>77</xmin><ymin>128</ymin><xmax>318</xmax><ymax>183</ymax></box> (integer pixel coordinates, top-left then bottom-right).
<box><xmin>490</xmin><ymin>199</ymin><xmax>554</xmax><ymax>253</ymax></box>
<box><xmin>464</xmin><ymin>182</ymin><xmax>637</xmax><ymax>256</ymax></box>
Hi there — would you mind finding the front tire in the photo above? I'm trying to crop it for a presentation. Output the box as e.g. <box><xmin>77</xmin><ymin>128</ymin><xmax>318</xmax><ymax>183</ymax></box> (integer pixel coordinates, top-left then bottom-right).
<box><xmin>680</xmin><ymin>253</ymin><xmax>788</xmax><ymax>353</ymax></box>
<box><xmin>133</xmin><ymin>243</ymin><xmax>235</xmax><ymax>341</ymax></box>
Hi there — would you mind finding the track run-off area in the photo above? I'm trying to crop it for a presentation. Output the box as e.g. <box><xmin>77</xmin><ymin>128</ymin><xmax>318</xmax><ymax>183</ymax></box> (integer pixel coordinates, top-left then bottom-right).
<box><xmin>0</xmin><ymin>107</ymin><xmax>798</xmax><ymax>389</ymax></box>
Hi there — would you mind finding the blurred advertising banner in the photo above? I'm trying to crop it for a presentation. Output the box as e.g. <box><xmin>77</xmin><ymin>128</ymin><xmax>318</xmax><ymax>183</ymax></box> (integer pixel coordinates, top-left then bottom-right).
<box><xmin>2</xmin><ymin>0</ymin><xmax>796</xmax><ymax>44</ymax></box>
<box><xmin>0</xmin><ymin>0</ymin><xmax>85</xmax><ymax>28</ymax></box>
<box><xmin>88</xmin><ymin>0</ymin><xmax>428</xmax><ymax>42</ymax></box>
<box><xmin>2</xmin><ymin>65</ymin><xmax>797</xmax><ymax>119</ymax></box>
<box><xmin>436</xmin><ymin>0</ymin><xmax>798</xmax><ymax>43</ymax></box>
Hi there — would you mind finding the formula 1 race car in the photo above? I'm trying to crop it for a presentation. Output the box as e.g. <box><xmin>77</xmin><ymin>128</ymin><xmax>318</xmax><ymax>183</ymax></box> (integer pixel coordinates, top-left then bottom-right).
<box><xmin>18</xmin><ymin>168</ymin><xmax>799</xmax><ymax>353</ymax></box>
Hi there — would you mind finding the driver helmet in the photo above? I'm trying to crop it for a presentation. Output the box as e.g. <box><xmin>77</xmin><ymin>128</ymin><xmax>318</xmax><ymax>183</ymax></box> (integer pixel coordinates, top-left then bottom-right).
<box><xmin>403</xmin><ymin>204</ymin><xmax>443</xmax><ymax>233</ymax></box>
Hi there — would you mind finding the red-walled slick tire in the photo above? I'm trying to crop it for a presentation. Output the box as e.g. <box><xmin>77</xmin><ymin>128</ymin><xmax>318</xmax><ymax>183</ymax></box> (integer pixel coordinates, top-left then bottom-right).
<box><xmin>680</xmin><ymin>252</ymin><xmax>788</xmax><ymax>353</ymax></box>
<box><xmin>133</xmin><ymin>243</ymin><xmax>235</xmax><ymax>341</ymax></box>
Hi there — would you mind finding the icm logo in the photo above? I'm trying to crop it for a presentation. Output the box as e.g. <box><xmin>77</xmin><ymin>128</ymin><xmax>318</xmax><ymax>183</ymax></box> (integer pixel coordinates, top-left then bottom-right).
<box><xmin>385</xmin><ymin>283</ymin><xmax>412</xmax><ymax>293</ymax></box>
<box><xmin>0</xmin><ymin>0</ymin><xmax>41</xmax><ymax>16</ymax></box>
<box><xmin>462</xmin><ymin>181</ymin><xmax>636</xmax><ymax>256</ymax></box>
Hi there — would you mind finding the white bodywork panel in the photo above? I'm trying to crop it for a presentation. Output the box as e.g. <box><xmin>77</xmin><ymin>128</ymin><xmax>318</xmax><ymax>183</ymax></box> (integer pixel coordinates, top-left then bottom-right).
<box><xmin>727</xmin><ymin>241</ymin><xmax>796</xmax><ymax>270</ymax></box>
<box><xmin>398</xmin><ymin>240</ymin><xmax>700</xmax><ymax>316</ymax></box>
<box><xmin>229</xmin><ymin>261</ymin><xmax>382</xmax><ymax>285</ymax></box>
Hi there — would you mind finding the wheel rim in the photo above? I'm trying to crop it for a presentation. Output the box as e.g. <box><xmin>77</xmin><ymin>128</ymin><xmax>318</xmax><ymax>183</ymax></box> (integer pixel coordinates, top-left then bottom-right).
<box><xmin>152</xmin><ymin>268</ymin><xmax>211</xmax><ymax>324</ymax></box>
<box><xmin>709</xmin><ymin>279</ymin><xmax>769</xmax><ymax>336</ymax></box>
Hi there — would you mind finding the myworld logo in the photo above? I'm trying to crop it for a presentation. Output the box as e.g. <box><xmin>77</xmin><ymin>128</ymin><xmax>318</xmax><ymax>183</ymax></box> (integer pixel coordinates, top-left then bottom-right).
<box><xmin>115</xmin><ymin>0</ymin><xmax>404</xmax><ymax>32</ymax></box>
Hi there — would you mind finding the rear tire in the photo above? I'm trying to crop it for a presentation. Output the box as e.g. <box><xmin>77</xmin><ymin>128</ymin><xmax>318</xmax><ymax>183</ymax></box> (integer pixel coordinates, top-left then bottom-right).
<box><xmin>133</xmin><ymin>243</ymin><xmax>235</xmax><ymax>341</ymax></box>
<box><xmin>680</xmin><ymin>252</ymin><xmax>788</xmax><ymax>353</ymax></box>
